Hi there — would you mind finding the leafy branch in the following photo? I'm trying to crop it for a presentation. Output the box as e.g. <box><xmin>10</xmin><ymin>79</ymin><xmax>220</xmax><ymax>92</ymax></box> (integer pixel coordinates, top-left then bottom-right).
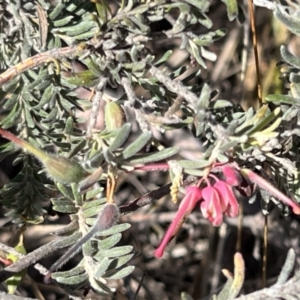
<box><xmin>1</xmin><ymin>0</ymin><xmax>300</xmax><ymax>298</ymax></box>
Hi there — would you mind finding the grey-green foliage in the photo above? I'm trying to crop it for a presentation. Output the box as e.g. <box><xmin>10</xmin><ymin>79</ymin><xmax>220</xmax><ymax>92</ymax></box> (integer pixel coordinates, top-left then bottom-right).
<box><xmin>0</xmin><ymin>155</ymin><xmax>47</xmax><ymax>223</ymax></box>
<box><xmin>264</xmin><ymin>2</ymin><xmax>300</xmax><ymax>205</ymax></box>
<box><xmin>86</xmin><ymin>122</ymin><xmax>179</xmax><ymax>169</ymax></box>
<box><xmin>274</xmin><ymin>3</ymin><xmax>300</xmax><ymax>36</ymax></box>
<box><xmin>50</xmin><ymin>185</ymin><xmax>134</xmax><ymax>295</ymax></box>
<box><xmin>0</xmin><ymin>0</ymin><xmax>93</xmax><ymax>224</ymax></box>
<box><xmin>0</xmin><ymin>0</ymin><xmax>232</xmax><ymax>224</ymax></box>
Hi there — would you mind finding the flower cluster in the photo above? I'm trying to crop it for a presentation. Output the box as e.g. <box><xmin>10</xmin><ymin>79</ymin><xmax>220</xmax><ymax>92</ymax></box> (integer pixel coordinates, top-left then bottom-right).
<box><xmin>201</xmin><ymin>166</ymin><xmax>240</xmax><ymax>226</ymax></box>
<box><xmin>154</xmin><ymin>164</ymin><xmax>300</xmax><ymax>258</ymax></box>
<box><xmin>154</xmin><ymin>165</ymin><xmax>241</xmax><ymax>258</ymax></box>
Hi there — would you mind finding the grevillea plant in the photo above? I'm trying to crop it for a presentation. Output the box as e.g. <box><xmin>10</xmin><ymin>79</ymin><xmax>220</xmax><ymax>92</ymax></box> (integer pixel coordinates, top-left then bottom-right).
<box><xmin>154</xmin><ymin>163</ymin><xmax>300</xmax><ymax>258</ymax></box>
<box><xmin>0</xmin><ymin>0</ymin><xmax>300</xmax><ymax>299</ymax></box>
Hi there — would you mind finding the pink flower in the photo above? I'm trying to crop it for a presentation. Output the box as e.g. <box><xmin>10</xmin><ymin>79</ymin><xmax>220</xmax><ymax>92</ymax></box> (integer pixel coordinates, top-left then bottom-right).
<box><xmin>241</xmin><ymin>168</ymin><xmax>300</xmax><ymax>215</ymax></box>
<box><xmin>154</xmin><ymin>186</ymin><xmax>202</xmax><ymax>258</ymax></box>
<box><xmin>154</xmin><ymin>167</ymin><xmax>242</xmax><ymax>258</ymax></box>
<box><xmin>154</xmin><ymin>179</ymin><xmax>241</xmax><ymax>258</ymax></box>
<box><xmin>154</xmin><ymin>163</ymin><xmax>300</xmax><ymax>260</ymax></box>
<box><xmin>221</xmin><ymin>165</ymin><xmax>242</xmax><ymax>186</ymax></box>
<box><xmin>213</xmin><ymin>180</ymin><xmax>239</xmax><ymax>218</ymax></box>
<box><xmin>200</xmin><ymin>186</ymin><xmax>223</xmax><ymax>226</ymax></box>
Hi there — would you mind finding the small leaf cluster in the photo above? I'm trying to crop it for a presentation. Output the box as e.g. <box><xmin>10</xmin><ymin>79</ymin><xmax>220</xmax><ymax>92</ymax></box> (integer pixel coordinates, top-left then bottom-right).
<box><xmin>86</xmin><ymin>122</ymin><xmax>179</xmax><ymax>170</ymax></box>
<box><xmin>50</xmin><ymin>185</ymin><xmax>134</xmax><ymax>294</ymax></box>
<box><xmin>262</xmin><ymin>2</ymin><xmax>300</xmax><ymax>205</ymax></box>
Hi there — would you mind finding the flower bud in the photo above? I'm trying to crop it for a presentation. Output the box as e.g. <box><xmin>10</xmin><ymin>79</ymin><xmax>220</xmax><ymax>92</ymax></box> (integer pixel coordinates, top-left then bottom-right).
<box><xmin>200</xmin><ymin>186</ymin><xmax>223</xmax><ymax>226</ymax></box>
<box><xmin>213</xmin><ymin>180</ymin><xmax>239</xmax><ymax>217</ymax></box>
<box><xmin>0</xmin><ymin>127</ymin><xmax>89</xmax><ymax>184</ymax></box>
<box><xmin>105</xmin><ymin>101</ymin><xmax>126</xmax><ymax>130</ymax></box>
<box><xmin>43</xmin><ymin>155</ymin><xmax>89</xmax><ymax>184</ymax></box>
<box><xmin>222</xmin><ymin>165</ymin><xmax>242</xmax><ymax>186</ymax></box>
<box><xmin>154</xmin><ymin>186</ymin><xmax>202</xmax><ymax>258</ymax></box>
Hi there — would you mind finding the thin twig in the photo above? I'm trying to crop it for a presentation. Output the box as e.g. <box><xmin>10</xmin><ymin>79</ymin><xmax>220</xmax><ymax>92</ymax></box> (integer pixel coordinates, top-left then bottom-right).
<box><xmin>165</xmin><ymin>95</ymin><xmax>183</xmax><ymax>118</ymax></box>
<box><xmin>119</xmin><ymin>176</ymin><xmax>197</xmax><ymax>214</ymax></box>
<box><xmin>248</xmin><ymin>0</ymin><xmax>263</xmax><ymax>104</ymax></box>
<box><xmin>149</xmin><ymin>65</ymin><xmax>200</xmax><ymax>112</ymax></box>
<box><xmin>122</xmin><ymin>77</ymin><xmax>139</xmax><ymax>107</ymax></box>
<box><xmin>0</xmin><ymin>44</ymin><xmax>89</xmax><ymax>87</ymax></box>
<box><xmin>0</xmin><ymin>243</ymin><xmax>48</xmax><ymax>277</ymax></box>
<box><xmin>262</xmin><ymin>215</ymin><xmax>268</xmax><ymax>288</ymax></box>
<box><xmin>86</xmin><ymin>78</ymin><xmax>108</xmax><ymax>137</ymax></box>
<box><xmin>0</xmin><ymin>233</ymin><xmax>81</xmax><ymax>282</ymax></box>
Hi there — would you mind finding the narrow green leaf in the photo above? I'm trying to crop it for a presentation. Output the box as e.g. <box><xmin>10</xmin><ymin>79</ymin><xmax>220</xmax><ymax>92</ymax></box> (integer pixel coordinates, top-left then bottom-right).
<box><xmin>265</xmin><ymin>94</ymin><xmax>299</xmax><ymax>106</ymax></box>
<box><xmin>104</xmin><ymin>265</ymin><xmax>135</xmax><ymax>280</ymax></box>
<box><xmin>3</xmin><ymin>93</ymin><xmax>18</xmax><ymax>110</ymax></box>
<box><xmin>85</xmin><ymin>189</ymin><xmax>105</xmax><ymax>201</ymax></box>
<box><xmin>115</xmin><ymin>252</ymin><xmax>135</xmax><ymax>269</ymax></box>
<box><xmin>96</xmin><ymin>246</ymin><xmax>133</xmax><ymax>259</ymax></box>
<box><xmin>247</xmin><ymin>107</ymin><xmax>281</xmax><ymax>135</ymax></box>
<box><xmin>184</xmin><ymin>169</ymin><xmax>205</xmax><ymax>176</ymax></box>
<box><xmin>94</xmin><ymin>257</ymin><xmax>113</xmax><ymax>278</ymax></box>
<box><xmin>64</xmin><ymin>117</ymin><xmax>74</xmax><ymax>134</ymax></box>
<box><xmin>53</xmin><ymin>16</ymin><xmax>74</xmax><ymax>27</ymax></box>
<box><xmin>82</xmin><ymin>205</ymin><xmax>102</xmax><ymax>219</ymax></box>
<box><xmin>55</xmin><ymin>273</ymin><xmax>88</xmax><ymax>285</ymax></box>
<box><xmin>95</xmin><ymin>223</ymin><xmax>131</xmax><ymax>236</ymax></box>
<box><xmin>128</xmin><ymin>147</ymin><xmax>179</xmax><ymax>164</ymax></box>
<box><xmin>82</xmin><ymin>56</ymin><xmax>103</xmax><ymax>76</ymax></box>
<box><xmin>49</xmin><ymin>3</ymin><xmax>65</xmax><ymax>20</ymax></box>
<box><xmin>188</xmin><ymin>40</ymin><xmax>206</xmax><ymax>68</ymax></box>
<box><xmin>195</xmin><ymin>11</ymin><xmax>212</xmax><ymax>28</ymax></box>
<box><xmin>122</xmin><ymin>131</ymin><xmax>152</xmax><ymax>159</ymax></box>
<box><xmin>87</xmin><ymin>151</ymin><xmax>104</xmax><ymax>168</ymax></box>
<box><xmin>26</xmin><ymin>72</ymin><xmax>50</xmax><ymax>90</ymax></box>
<box><xmin>42</xmin><ymin>107</ymin><xmax>58</xmax><ymax>123</ymax></box>
<box><xmin>24</xmin><ymin>106</ymin><xmax>35</xmax><ymax>128</ymax></box>
<box><xmin>201</xmin><ymin>47</ymin><xmax>217</xmax><ymax>61</ymax></box>
<box><xmin>91</xmin><ymin>278</ymin><xmax>112</xmax><ymax>294</ymax></box>
<box><xmin>198</xmin><ymin>83</ymin><xmax>211</xmax><ymax>109</ymax></box>
<box><xmin>216</xmin><ymin>153</ymin><xmax>229</xmax><ymax>163</ymax></box>
<box><xmin>209</xmin><ymin>99</ymin><xmax>233</xmax><ymax>109</ymax></box>
<box><xmin>51</xmin><ymin>265</ymin><xmax>86</xmax><ymax>278</ymax></box>
<box><xmin>68</xmin><ymin>139</ymin><xmax>87</xmax><ymax>159</ymax></box>
<box><xmin>177</xmin><ymin>159</ymin><xmax>210</xmax><ymax>169</ymax></box>
<box><xmin>282</xmin><ymin>106</ymin><xmax>298</xmax><ymax>121</ymax></box>
<box><xmin>155</xmin><ymin>50</ymin><xmax>173</xmax><ymax>66</ymax></box>
<box><xmin>94</xmin><ymin>233</ymin><xmax>122</xmax><ymax>250</ymax></box>
<box><xmin>183</xmin><ymin>0</ymin><xmax>209</xmax><ymax>10</ymax></box>
<box><xmin>54</xmin><ymin>20</ymin><xmax>95</xmax><ymax>36</ymax></box>
<box><xmin>280</xmin><ymin>45</ymin><xmax>300</xmax><ymax>69</ymax></box>
<box><xmin>109</xmin><ymin>123</ymin><xmax>131</xmax><ymax>152</ymax></box>
<box><xmin>62</xmin><ymin>70</ymin><xmax>99</xmax><ymax>87</ymax></box>
<box><xmin>275</xmin><ymin>5</ymin><xmax>300</xmax><ymax>36</ymax></box>
<box><xmin>34</xmin><ymin>84</ymin><xmax>54</xmax><ymax>109</ymax></box>
<box><xmin>56</xmin><ymin>183</ymin><xmax>74</xmax><ymax>200</ymax></box>
<box><xmin>53</xmin><ymin>204</ymin><xmax>77</xmax><ymax>214</ymax></box>
<box><xmin>221</xmin><ymin>0</ymin><xmax>238</xmax><ymax>21</ymax></box>
<box><xmin>130</xmin><ymin>16</ymin><xmax>150</xmax><ymax>33</ymax></box>
<box><xmin>2</xmin><ymin>76</ymin><xmax>20</xmax><ymax>92</ymax></box>
<box><xmin>1</xmin><ymin>103</ymin><xmax>21</xmax><ymax>128</ymax></box>
<box><xmin>81</xmin><ymin>198</ymin><xmax>106</xmax><ymax>211</ymax></box>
